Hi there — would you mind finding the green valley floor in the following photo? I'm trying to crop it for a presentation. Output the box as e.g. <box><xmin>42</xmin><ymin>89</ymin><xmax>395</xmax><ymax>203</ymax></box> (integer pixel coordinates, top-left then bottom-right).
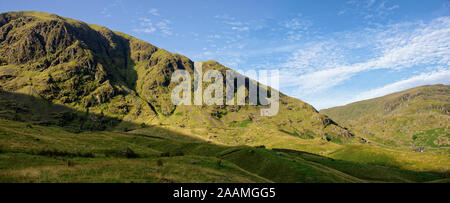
<box><xmin>0</xmin><ymin>118</ymin><xmax>448</xmax><ymax>183</ymax></box>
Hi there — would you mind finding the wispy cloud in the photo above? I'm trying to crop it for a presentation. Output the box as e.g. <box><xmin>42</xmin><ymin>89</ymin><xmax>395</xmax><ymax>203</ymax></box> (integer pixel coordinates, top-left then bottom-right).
<box><xmin>214</xmin><ymin>14</ymin><xmax>236</xmax><ymax>21</ymax></box>
<box><xmin>353</xmin><ymin>69</ymin><xmax>450</xmax><ymax>102</ymax></box>
<box><xmin>99</xmin><ymin>0</ymin><xmax>128</xmax><ymax>18</ymax></box>
<box><xmin>281</xmin><ymin>15</ymin><xmax>313</xmax><ymax>41</ymax></box>
<box><xmin>282</xmin><ymin>41</ymin><xmax>349</xmax><ymax>74</ymax></box>
<box><xmin>133</xmin><ymin>9</ymin><xmax>173</xmax><ymax>37</ymax></box>
<box><xmin>300</xmin><ymin>68</ymin><xmax>450</xmax><ymax>110</ymax></box>
<box><xmin>148</xmin><ymin>8</ymin><xmax>160</xmax><ymax>16</ymax></box>
<box><xmin>133</xmin><ymin>17</ymin><xmax>156</xmax><ymax>33</ymax></box>
<box><xmin>280</xmin><ymin>17</ymin><xmax>450</xmax><ymax>95</ymax></box>
<box><xmin>101</xmin><ymin>8</ymin><xmax>112</xmax><ymax>18</ymax></box>
<box><xmin>367</xmin><ymin>0</ymin><xmax>377</xmax><ymax>7</ymax></box>
<box><xmin>156</xmin><ymin>19</ymin><xmax>172</xmax><ymax>36</ymax></box>
<box><xmin>213</xmin><ymin>13</ymin><xmax>262</xmax><ymax>32</ymax></box>
<box><xmin>231</xmin><ymin>26</ymin><xmax>249</xmax><ymax>31</ymax></box>
<box><xmin>184</xmin><ymin>6</ymin><xmax>448</xmax><ymax>110</ymax></box>
<box><xmin>207</xmin><ymin>34</ymin><xmax>221</xmax><ymax>39</ymax></box>
<box><xmin>343</xmin><ymin>0</ymin><xmax>399</xmax><ymax>21</ymax></box>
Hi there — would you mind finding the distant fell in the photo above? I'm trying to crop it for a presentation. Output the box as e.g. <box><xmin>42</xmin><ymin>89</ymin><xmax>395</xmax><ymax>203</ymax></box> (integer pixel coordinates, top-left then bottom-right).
<box><xmin>321</xmin><ymin>85</ymin><xmax>450</xmax><ymax>148</ymax></box>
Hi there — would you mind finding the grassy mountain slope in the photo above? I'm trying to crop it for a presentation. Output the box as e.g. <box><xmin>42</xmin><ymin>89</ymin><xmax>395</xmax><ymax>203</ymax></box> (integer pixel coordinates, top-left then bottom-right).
<box><xmin>0</xmin><ymin>11</ymin><xmax>351</xmax><ymax>148</ymax></box>
<box><xmin>321</xmin><ymin>85</ymin><xmax>450</xmax><ymax>150</ymax></box>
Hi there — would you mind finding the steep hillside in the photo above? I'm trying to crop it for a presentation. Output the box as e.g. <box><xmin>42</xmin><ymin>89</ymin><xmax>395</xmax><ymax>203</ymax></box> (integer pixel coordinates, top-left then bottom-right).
<box><xmin>321</xmin><ymin>85</ymin><xmax>450</xmax><ymax>149</ymax></box>
<box><xmin>0</xmin><ymin>11</ymin><xmax>351</xmax><ymax>149</ymax></box>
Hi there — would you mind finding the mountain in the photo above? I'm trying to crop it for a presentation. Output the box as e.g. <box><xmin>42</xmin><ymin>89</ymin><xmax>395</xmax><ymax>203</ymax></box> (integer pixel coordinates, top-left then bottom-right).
<box><xmin>321</xmin><ymin>85</ymin><xmax>450</xmax><ymax>149</ymax></box>
<box><xmin>0</xmin><ymin>11</ymin><xmax>351</xmax><ymax>147</ymax></box>
<box><xmin>1</xmin><ymin>11</ymin><xmax>449</xmax><ymax>183</ymax></box>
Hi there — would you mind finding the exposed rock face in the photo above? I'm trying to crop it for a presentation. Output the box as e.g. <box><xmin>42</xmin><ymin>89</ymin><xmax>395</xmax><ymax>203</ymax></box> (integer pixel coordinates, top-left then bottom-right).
<box><xmin>0</xmin><ymin>11</ymin><xmax>351</xmax><ymax>141</ymax></box>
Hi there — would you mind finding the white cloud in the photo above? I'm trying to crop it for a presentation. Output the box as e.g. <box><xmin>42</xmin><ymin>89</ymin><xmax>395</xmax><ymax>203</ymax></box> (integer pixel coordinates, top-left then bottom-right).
<box><xmin>133</xmin><ymin>17</ymin><xmax>173</xmax><ymax>36</ymax></box>
<box><xmin>353</xmin><ymin>69</ymin><xmax>450</xmax><ymax>102</ymax></box>
<box><xmin>133</xmin><ymin>18</ymin><xmax>156</xmax><ymax>33</ymax></box>
<box><xmin>281</xmin><ymin>17</ymin><xmax>450</xmax><ymax>94</ymax></box>
<box><xmin>156</xmin><ymin>19</ymin><xmax>173</xmax><ymax>36</ymax></box>
<box><xmin>133</xmin><ymin>27</ymin><xmax>156</xmax><ymax>33</ymax></box>
<box><xmin>386</xmin><ymin>5</ymin><xmax>399</xmax><ymax>11</ymax></box>
<box><xmin>281</xmin><ymin>15</ymin><xmax>313</xmax><ymax>41</ymax></box>
<box><xmin>284</xmin><ymin>17</ymin><xmax>311</xmax><ymax>30</ymax></box>
<box><xmin>101</xmin><ymin>8</ymin><xmax>112</xmax><ymax>18</ymax></box>
<box><xmin>367</xmin><ymin>0</ymin><xmax>377</xmax><ymax>7</ymax></box>
<box><xmin>213</xmin><ymin>14</ymin><xmax>256</xmax><ymax>33</ymax></box>
<box><xmin>207</xmin><ymin>34</ymin><xmax>221</xmax><ymax>39</ymax></box>
<box><xmin>148</xmin><ymin>8</ymin><xmax>160</xmax><ymax>16</ymax></box>
<box><xmin>214</xmin><ymin>14</ymin><xmax>235</xmax><ymax>21</ymax></box>
<box><xmin>283</xmin><ymin>41</ymin><xmax>348</xmax><ymax>73</ymax></box>
<box><xmin>231</xmin><ymin>26</ymin><xmax>249</xmax><ymax>31</ymax></box>
<box><xmin>300</xmin><ymin>69</ymin><xmax>450</xmax><ymax>110</ymax></box>
<box><xmin>345</xmin><ymin>0</ymin><xmax>400</xmax><ymax>21</ymax></box>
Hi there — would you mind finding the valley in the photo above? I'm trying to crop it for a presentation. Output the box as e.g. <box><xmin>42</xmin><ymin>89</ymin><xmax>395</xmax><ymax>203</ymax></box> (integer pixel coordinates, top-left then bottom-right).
<box><xmin>0</xmin><ymin>11</ymin><xmax>448</xmax><ymax>183</ymax></box>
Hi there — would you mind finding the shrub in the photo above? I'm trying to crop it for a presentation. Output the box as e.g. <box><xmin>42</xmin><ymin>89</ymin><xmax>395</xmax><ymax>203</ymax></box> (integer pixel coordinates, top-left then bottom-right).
<box><xmin>239</xmin><ymin>120</ymin><xmax>252</xmax><ymax>128</ymax></box>
<box><xmin>279</xmin><ymin>129</ymin><xmax>314</xmax><ymax>139</ymax></box>
<box><xmin>117</xmin><ymin>147</ymin><xmax>139</xmax><ymax>158</ymax></box>
<box><xmin>160</xmin><ymin>152</ymin><xmax>170</xmax><ymax>157</ymax></box>
<box><xmin>174</xmin><ymin>152</ymin><xmax>184</xmax><ymax>157</ymax></box>
<box><xmin>326</xmin><ymin>136</ymin><xmax>342</xmax><ymax>144</ymax></box>
<box><xmin>216</xmin><ymin>160</ymin><xmax>223</xmax><ymax>168</ymax></box>
<box><xmin>67</xmin><ymin>160</ymin><xmax>75</xmax><ymax>167</ymax></box>
<box><xmin>36</xmin><ymin>149</ymin><xmax>94</xmax><ymax>158</ymax></box>
<box><xmin>157</xmin><ymin>159</ymin><xmax>164</xmax><ymax>167</ymax></box>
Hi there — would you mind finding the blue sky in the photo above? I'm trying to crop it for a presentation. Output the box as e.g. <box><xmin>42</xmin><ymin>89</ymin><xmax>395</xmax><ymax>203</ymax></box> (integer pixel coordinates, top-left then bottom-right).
<box><xmin>1</xmin><ymin>0</ymin><xmax>449</xmax><ymax>109</ymax></box>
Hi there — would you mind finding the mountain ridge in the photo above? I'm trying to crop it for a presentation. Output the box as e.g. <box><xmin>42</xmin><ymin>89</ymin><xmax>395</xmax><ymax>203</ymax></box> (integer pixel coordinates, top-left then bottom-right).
<box><xmin>321</xmin><ymin>84</ymin><xmax>449</xmax><ymax>149</ymax></box>
<box><xmin>0</xmin><ymin>11</ymin><xmax>352</xmax><ymax>149</ymax></box>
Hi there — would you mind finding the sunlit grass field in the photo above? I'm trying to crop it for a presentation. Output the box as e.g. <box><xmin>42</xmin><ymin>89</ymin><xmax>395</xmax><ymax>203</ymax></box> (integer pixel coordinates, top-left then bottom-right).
<box><xmin>1</xmin><ymin>118</ymin><xmax>448</xmax><ymax>183</ymax></box>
